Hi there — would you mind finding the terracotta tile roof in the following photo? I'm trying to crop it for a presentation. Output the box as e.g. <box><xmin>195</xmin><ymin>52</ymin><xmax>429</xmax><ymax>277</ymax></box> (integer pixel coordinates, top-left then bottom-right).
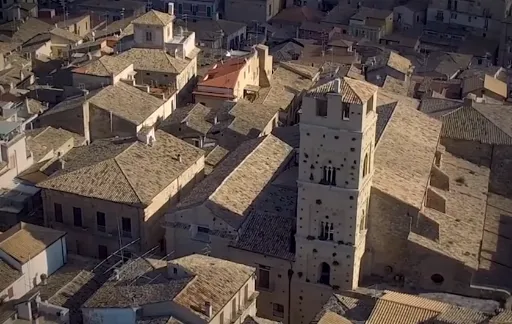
<box><xmin>177</xmin><ymin>135</ymin><xmax>293</xmax><ymax>228</ymax></box>
<box><xmin>271</xmin><ymin>6</ymin><xmax>324</xmax><ymax>24</ymax></box>
<box><xmin>84</xmin><ymin>258</ymin><xmax>190</xmax><ymax>308</ymax></box>
<box><xmin>88</xmin><ymin>81</ymin><xmax>164</xmax><ymax>125</ymax></box>
<box><xmin>435</xmin><ymin>306</ymin><xmax>489</xmax><ymax>323</ymax></box>
<box><xmin>373</xmin><ymin>99</ymin><xmax>441</xmax><ymax>209</ymax></box>
<box><xmin>198</xmin><ymin>56</ymin><xmax>247</xmax><ymax>89</ymax></box>
<box><xmin>419</xmin><ymin>98</ymin><xmax>463</xmax><ymax>118</ymax></box>
<box><xmin>171</xmin><ymin>254</ymin><xmax>255</xmax><ymax>321</ymax></box>
<box><xmin>317</xmin><ymin>311</ymin><xmax>352</xmax><ymax>324</ymax></box>
<box><xmin>162</xmin><ymin>103</ymin><xmax>214</xmax><ymax>136</ymax></box>
<box><xmin>491</xmin><ymin>310</ymin><xmax>512</xmax><ymax>323</ymax></box>
<box><xmin>228</xmin><ymin>101</ymin><xmax>280</xmax><ymax>135</ymax></box>
<box><xmin>366</xmin><ymin>291</ymin><xmax>450</xmax><ymax>324</ymax></box>
<box><xmin>132</xmin><ymin>10</ymin><xmax>174</xmax><ymax>26</ymax></box>
<box><xmin>410</xmin><ymin>150</ymin><xmax>489</xmax><ymax>270</ymax></box>
<box><xmin>308</xmin><ymin>77</ymin><xmax>377</xmax><ymax>104</ymax></box>
<box><xmin>118</xmin><ymin>48</ymin><xmax>190</xmax><ymax>74</ymax></box>
<box><xmin>38</xmin><ymin>130</ymin><xmax>204</xmax><ymax>207</ymax></box>
<box><xmin>0</xmin><ymin>222</ymin><xmax>66</xmax><ymax>264</ymax></box>
<box><xmin>382</xmin><ymin>76</ymin><xmax>408</xmax><ymax>96</ymax></box>
<box><xmin>439</xmin><ymin>103</ymin><xmax>512</xmax><ymax>145</ymax></box>
<box><xmin>72</xmin><ymin>55</ymin><xmax>131</xmax><ymax>77</ymax></box>
<box><xmin>49</xmin><ymin>27</ymin><xmax>83</xmax><ymax>43</ymax></box>
<box><xmin>205</xmin><ymin>145</ymin><xmax>230</xmax><ymax>168</ymax></box>
<box><xmin>25</xmin><ymin>126</ymin><xmax>84</xmax><ymax>162</ymax></box>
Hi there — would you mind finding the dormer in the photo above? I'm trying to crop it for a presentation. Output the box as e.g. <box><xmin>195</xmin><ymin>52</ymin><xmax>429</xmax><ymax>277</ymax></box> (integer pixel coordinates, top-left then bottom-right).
<box><xmin>132</xmin><ymin>10</ymin><xmax>175</xmax><ymax>49</ymax></box>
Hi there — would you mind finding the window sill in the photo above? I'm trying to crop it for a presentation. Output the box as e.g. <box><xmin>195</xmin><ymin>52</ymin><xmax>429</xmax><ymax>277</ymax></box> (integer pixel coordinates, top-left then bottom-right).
<box><xmin>191</xmin><ymin>235</ymin><xmax>210</xmax><ymax>243</ymax></box>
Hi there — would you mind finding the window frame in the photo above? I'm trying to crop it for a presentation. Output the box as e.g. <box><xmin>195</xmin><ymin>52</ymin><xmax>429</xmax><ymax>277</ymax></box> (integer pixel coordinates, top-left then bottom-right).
<box><xmin>121</xmin><ymin>217</ymin><xmax>132</xmax><ymax>238</ymax></box>
<box><xmin>54</xmin><ymin>203</ymin><xmax>63</xmax><ymax>223</ymax></box>
<box><xmin>257</xmin><ymin>265</ymin><xmax>271</xmax><ymax>290</ymax></box>
<box><xmin>73</xmin><ymin>207</ymin><xmax>82</xmax><ymax>227</ymax></box>
<box><xmin>272</xmin><ymin>303</ymin><xmax>284</xmax><ymax>318</ymax></box>
<box><xmin>97</xmin><ymin>212</ymin><xmax>106</xmax><ymax>232</ymax></box>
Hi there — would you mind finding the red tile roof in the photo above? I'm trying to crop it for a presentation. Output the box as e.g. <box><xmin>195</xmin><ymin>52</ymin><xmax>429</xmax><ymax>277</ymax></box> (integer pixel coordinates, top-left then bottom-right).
<box><xmin>198</xmin><ymin>57</ymin><xmax>247</xmax><ymax>89</ymax></box>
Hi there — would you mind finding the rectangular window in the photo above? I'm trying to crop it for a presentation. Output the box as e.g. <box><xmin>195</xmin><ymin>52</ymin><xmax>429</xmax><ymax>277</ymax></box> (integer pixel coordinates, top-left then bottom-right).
<box><xmin>192</xmin><ymin>225</ymin><xmax>210</xmax><ymax>242</ymax></box>
<box><xmin>219</xmin><ymin>311</ymin><xmax>224</xmax><ymax>324</ymax></box>
<box><xmin>319</xmin><ymin>221</ymin><xmax>334</xmax><ymax>241</ymax></box>
<box><xmin>342</xmin><ymin>103</ymin><xmax>350</xmax><ymax>120</ymax></box>
<box><xmin>98</xmin><ymin>245</ymin><xmax>108</xmax><ymax>259</ymax></box>
<box><xmin>366</xmin><ymin>96</ymin><xmax>374</xmax><ymax>114</ymax></box>
<box><xmin>268</xmin><ymin>4</ymin><xmax>272</xmax><ymax>16</ymax></box>
<box><xmin>178</xmin><ymin>3</ymin><xmax>183</xmax><ymax>13</ymax></box>
<box><xmin>97</xmin><ymin>212</ymin><xmax>106</xmax><ymax>232</ymax></box>
<box><xmin>145</xmin><ymin>31</ymin><xmax>152</xmax><ymax>41</ymax></box>
<box><xmin>257</xmin><ymin>265</ymin><xmax>270</xmax><ymax>289</ymax></box>
<box><xmin>122</xmin><ymin>217</ymin><xmax>132</xmax><ymax>238</ymax></box>
<box><xmin>73</xmin><ymin>207</ymin><xmax>82</xmax><ymax>227</ymax></box>
<box><xmin>322</xmin><ymin>166</ymin><xmax>336</xmax><ymax>185</ymax></box>
<box><xmin>207</xmin><ymin>6</ymin><xmax>212</xmax><ymax>17</ymax></box>
<box><xmin>316</xmin><ymin>99</ymin><xmax>327</xmax><ymax>117</ymax></box>
<box><xmin>244</xmin><ymin>284</ymin><xmax>249</xmax><ymax>303</ymax></box>
<box><xmin>272</xmin><ymin>303</ymin><xmax>284</xmax><ymax>318</ymax></box>
<box><xmin>54</xmin><ymin>203</ymin><xmax>63</xmax><ymax>223</ymax></box>
<box><xmin>7</xmin><ymin>287</ymin><xmax>13</xmax><ymax>298</ymax></box>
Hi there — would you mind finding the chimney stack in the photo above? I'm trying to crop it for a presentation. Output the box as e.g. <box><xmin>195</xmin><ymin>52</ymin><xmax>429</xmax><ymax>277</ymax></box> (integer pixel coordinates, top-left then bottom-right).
<box><xmin>177</xmin><ymin>154</ymin><xmax>182</xmax><ymax>163</ymax></box>
<box><xmin>204</xmin><ymin>301</ymin><xmax>212</xmax><ymax>317</ymax></box>
<box><xmin>168</xmin><ymin>2</ymin><xmax>174</xmax><ymax>15</ymax></box>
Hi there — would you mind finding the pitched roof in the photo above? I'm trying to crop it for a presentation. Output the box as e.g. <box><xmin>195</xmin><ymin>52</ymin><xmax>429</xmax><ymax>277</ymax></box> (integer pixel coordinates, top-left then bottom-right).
<box><xmin>198</xmin><ymin>56</ymin><xmax>248</xmax><ymax>89</ymax></box>
<box><xmin>72</xmin><ymin>55</ymin><xmax>132</xmax><ymax>77</ymax></box>
<box><xmin>387</xmin><ymin>51</ymin><xmax>412</xmax><ymax>74</ymax></box>
<box><xmin>38</xmin><ymin>131</ymin><xmax>204</xmax><ymax>207</ymax></box>
<box><xmin>438</xmin><ymin>103</ymin><xmax>512</xmax><ymax>145</ymax></box>
<box><xmin>49</xmin><ymin>27</ymin><xmax>83</xmax><ymax>43</ymax></box>
<box><xmin>132</xmin><ymin>10</ymin><xmax>174</xmax><ymax>26</ymax></box>
<box><xmin>272</xmin><ymin>6</ymin><xmax>324</xmax><ymax>24</ymax></box>
<box><xmin>373</xmin><ymin>97</ymin><xmax>441</xmax><ymax>209</ymax></box>
<box><xmin>88</xmin><ymin>81</ymin><xmax>164</xmax><ymax>125</ymax></box>
<box><xmin>0</xmin><ymin>18</ymin><xmax>53</xmax><ymax>43</ymax></box>
<box><xmin>25</xmin><ymin>126</ymin><xmax>84</xmax><ymax>162</ymax></box>
<box><xmin>0</xmin><ymin>260</ymin><xmax>21</xmax><ymax>292</ymax></box>
<box><xmin>308</xmin><ymin>77</ymin><xmax>377</xmax><ymax>104</ymax></box>
<box><xmin>351</xmin><ymin>7</ymin><xmax>393</xmax><ymax>20</ymax></box>
<box><xmin>176</xmin><ymin>19</ymin><xmax>246</xmax><ymax>41</ymax></box>
<box><xmin>176</xmin><ymin>135</ymin><xmax>293</xmax><ymax>228</ymax></box>
<box><xmin>317</xmin><ymin>311</ymin><xmax>352</xmax><ymax>324</ymax></box>
<box><xmin>118</xmin><ymin>47</ymin><xmax>190</xmax><ymax>74</ymax></box>
<box><xmin>0</xmin><ymin>222</ymin><xmax>66</xmax><ymax>264</ymax></box>
<box><xmin>171</xmin><ymin>255</ymin><xmax>255</xmax><ymax>321</ymax></box>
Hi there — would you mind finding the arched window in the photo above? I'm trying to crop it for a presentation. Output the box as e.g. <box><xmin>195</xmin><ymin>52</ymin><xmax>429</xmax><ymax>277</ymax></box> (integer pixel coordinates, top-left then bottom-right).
<box><xmin>319</xmin><ymin>262</ymin><xmax>331</xmax><ymax>285</ymax></box>
<box><xmin>363</xmin><ymin>153</ymin><xmax>369</xmax><ymax>177</ymax></box>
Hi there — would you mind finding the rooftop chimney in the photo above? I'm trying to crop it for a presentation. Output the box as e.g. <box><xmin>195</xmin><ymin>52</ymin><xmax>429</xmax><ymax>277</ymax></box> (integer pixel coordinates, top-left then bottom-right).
<box><xmin>177</xmin><ymin>154</ymin><xmax>182</xmax><ymax>163</ymax></box>
<box><xmin>204</xmin><ymin>301</ymin><xmax>212</xmax><ymax>317</ymax></box>
<box><xmin>60</xmin><ymin>159</ymin><xmax>65</xmax><ymax>170</ymax></box>
<box><xmin>168</xmin><ymin>2</ymin><xmax>174</xmax><ymax>15</ymax></box>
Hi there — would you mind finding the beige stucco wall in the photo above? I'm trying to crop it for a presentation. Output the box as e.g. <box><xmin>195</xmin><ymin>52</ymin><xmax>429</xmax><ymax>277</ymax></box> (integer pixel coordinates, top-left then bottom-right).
<box><xmin>134</xmin><ymin>24</ymin><xmax>168</xmax><ymax>49</ymax></box>
<box><xmin>42</xmin><ymin>155</ymin><xmax>204</xmax><ymax>258</ymax></box>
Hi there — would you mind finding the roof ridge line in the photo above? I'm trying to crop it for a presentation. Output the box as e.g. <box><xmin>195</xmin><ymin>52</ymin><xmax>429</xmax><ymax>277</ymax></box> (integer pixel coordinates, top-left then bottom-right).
<box><xmin>472</xmin><ymin>104</ymin><xmax>512</xmax><ymax>139</ymax></box>
<box><xmin>114</xmin><ymin>144</ymin><xmax>145</xmax><ymax>205</ymax></box>
<box><xmin>380</xmin><ymin>292</ymin><xmax>449</xmax><ymax>313</ymax></box>
<box><xmin>207</xmin><ymin>136</ymin><xmax>270</xmax><ymax>203</ymax></box>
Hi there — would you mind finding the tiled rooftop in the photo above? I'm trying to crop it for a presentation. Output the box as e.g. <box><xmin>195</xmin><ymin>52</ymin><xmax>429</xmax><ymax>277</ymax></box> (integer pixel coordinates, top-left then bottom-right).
<box><xmin>171</xmin><ymin>254</ymin><xmax>255</xmax><ymax>321</ymax></box>
<box><xmin>25</xmin><ymin>126</ymin><xmax>84</xmax><ymax>162</ymax></box>
<box><xmin>308</xmin><ymin>77</ymin><xmax>377</xmax><ymax>104</ymax></box>
<box><xmin>118</xmin><ymin>48</ymin><xmax>190</xmax><ymax>74</ymax></box>
<box><xmin>88</xmin><ymin>81</ymin><xmax>164</xmax><ymax>125</ymax></box>
<box><xmin>132</xmin><ymin>10</ymin><xmax>174</xmax><ymax>26</ymax></box>
<box><xmin>177</xmin><ymin>135</ymin><xmax>293</xmax><ymax>228</ymax></box>
<box><xmin>72</xmin><ymin>55</ymin><xmax>132</xmax><ymax>77</ymax></box>
<box><xmin>38</xmin><ymin>130</ymin><xmax>204</xmax><ymax>206</ymax></box>
<box><xmin>0</xmin><ymin>260</ymin><xmax>20</xmax><ymax>292</ymax></box>
<box><xmin>373</xmin><ymin>98</ymin><xmax>441</xmax><ymax>209</ymax></box>
<box><xmin>0</xmin><ymin>222</ymin><xmax>66</xmax><ymax>264</ymax></box>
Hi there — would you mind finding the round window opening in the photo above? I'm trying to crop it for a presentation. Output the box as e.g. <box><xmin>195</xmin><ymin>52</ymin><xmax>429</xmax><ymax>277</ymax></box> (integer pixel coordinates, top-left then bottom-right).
<box><xmin>431</xmin><ymin>273</ymin><xmax>444</xmax><ymax>284</ymax></box>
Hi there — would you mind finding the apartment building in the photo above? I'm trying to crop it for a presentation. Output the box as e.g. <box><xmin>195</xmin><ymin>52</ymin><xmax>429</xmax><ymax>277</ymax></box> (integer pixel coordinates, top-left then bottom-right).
<box><xmin>82</xmin><ymin>254</ymin><xmax>259</xmax><ymax>324</ymax></box>
<box><xmin>427</xmin><ymin>0</ymin><xmax>511</xmax><ymax>39</ymax></box>
<box><xmin>38</xmin><ymin>129</ymin><xmax>204</xmax><ymax>259</ymax></box>
<box><xmin>349</xmin><ymin>7</ymin><xmax>393</xmax><ymax>41</ymax></box>
<box><xmin>193</xmin><ymin>45</ymin><xmax>272</xmax><ymax>109</ymax></box>
<box><xmin>173</xmin><ymin>0</ymin><xmax>222</xmax><ymax>21</ymax></box>
<box><xmin>116</xmin><ymin>8</ymin><xmax>200</xmax><ymax>101</ymax></box>
<box><xmin>224</xmin><ymin>0</ymin><xmax>282</xmax><ymax>23</ymax></box>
